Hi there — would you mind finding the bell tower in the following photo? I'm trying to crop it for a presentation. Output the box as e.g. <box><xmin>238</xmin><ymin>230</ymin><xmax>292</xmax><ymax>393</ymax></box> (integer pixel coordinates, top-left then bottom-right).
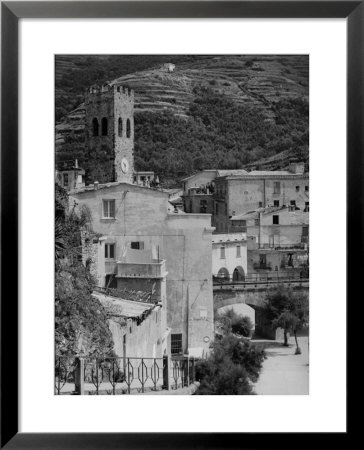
<box><xmin>85</xmin><ymin>83</ymin><xmax>134</xmax><ymax>184</ymax></box>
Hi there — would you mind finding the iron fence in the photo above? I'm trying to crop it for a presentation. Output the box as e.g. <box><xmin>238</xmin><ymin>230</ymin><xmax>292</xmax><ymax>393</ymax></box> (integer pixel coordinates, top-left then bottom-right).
<box><xmin>55</xmin><ymin>355</ymin><xmax>196</xmax><ymax>395</ymax></box>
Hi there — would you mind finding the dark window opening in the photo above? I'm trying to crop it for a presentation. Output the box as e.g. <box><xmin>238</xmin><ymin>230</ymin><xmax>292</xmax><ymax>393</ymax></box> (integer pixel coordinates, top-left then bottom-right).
<box><xmin>296</xmin><ymin>186</ymin><xmax>300</xmax><ymax>192</ymax></box>
<box><xmin>101</xmin><ymin>117</ymin><xmax>108</xmax><ymax>136</ymax></box>
<box><xmin>274</xmin><ymin>200</ymin><xmax>279</xmax><ymax>207</ymax></box>
<box><xmin>304</xmin><ymin>202</ymin><xmax>309</xmax><ymax>212</ymax></box>
<box><xmin>258</xmin><ymin>201</ymin><xmax>263</xmax><ymax>207</ymax></box>
<box><xmin>259</xmin><ymin>254</ymin><xmax>267</xmax><ymax>267</ymax></box>
<box><xmin>131</xmin><ymin>241</ymin><xmax>144</xmax><ymax>250</ymax></box>
<box><xmin>105</xmin><ymin>244</ymin><xmax>115</xmax><ymax>259</ymax></box>
<box><xmin>305</xmin><ymin>185</ymin><xmax>309</xmax><ymax>192</ymax></box>
<box><xmin>126</xmin><ymin>118</ymin><xmax>131</xmax><ymax>138</ymax></box>
<box><xmin>287</xmin><ymin>253</ymin><xmax>294</xmax><ymax>267</ymax></box>
<box><xmin>200</xmin><ymin>199</ymin><xmax>208</xmax><ymax>213</ymax></box>
<box><xmin>92</xmin><ymin>118</ymin><xmax>99</xmax><ymax>136</ymax></box>
<box><xmin>171</xmin><ymin>333</ymin><xmax>183</xmax><ymax>355</ymax></box>
<box><xmin>118</xmin><ymin>117</ymin><xmax>123</xmax><ymax>137</ymax></box>
<box><xmin>273</xmin><ymin>215</ymin><xmax>279</xmax><ymax>225</ymax></box>
<box><xmin>63</xmin><ymin>173</ymin><xmax>68</xmax><ymax>187</ymax></box>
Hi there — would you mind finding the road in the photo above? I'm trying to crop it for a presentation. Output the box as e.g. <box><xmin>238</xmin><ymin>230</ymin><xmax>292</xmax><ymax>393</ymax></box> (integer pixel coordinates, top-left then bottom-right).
<box><xmin>253</xmin><ymin>336</ymin><xmax>309</xmax><ymax>395</ymax></box>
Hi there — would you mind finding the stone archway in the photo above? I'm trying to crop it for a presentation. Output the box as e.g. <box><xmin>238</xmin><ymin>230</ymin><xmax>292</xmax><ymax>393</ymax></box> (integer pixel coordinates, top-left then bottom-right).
<box><xmin>217</xmin><ymin>267</ymin><xmax>230</xmax><ymax>280</ymax></box>
<box><xmin>233</xmin><ymin>266</ymin><xmax>245</xmax><ymax>282</ymax></box>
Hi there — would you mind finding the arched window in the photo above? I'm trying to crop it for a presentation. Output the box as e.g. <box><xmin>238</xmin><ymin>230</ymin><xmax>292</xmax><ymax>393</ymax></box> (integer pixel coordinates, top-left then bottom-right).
<box><xmin>101</xmin><ymin>117</ymin><xmax>108</xmax><ymax>136</ymax></box>
<box><xmin>118</xmin><ymin>118</ymin><xmax>123</xmax><ymax>137</ymax></box>
<box><xmin>92</xmin><ymin>118</ymin><xmax>99</xmax><ymax>136</ymax></box>
<box><xmin>126</xmin><ymin>118</ymin><xmax>131</xmax><ymax>138</ymax></box>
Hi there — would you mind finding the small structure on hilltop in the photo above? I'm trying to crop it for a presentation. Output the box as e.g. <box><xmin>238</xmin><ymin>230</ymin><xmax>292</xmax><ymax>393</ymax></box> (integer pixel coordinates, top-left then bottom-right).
<box><xmin>162</xmin><ymin>63</ymin><xmax>175</xmax><ymax>73</ymax></box>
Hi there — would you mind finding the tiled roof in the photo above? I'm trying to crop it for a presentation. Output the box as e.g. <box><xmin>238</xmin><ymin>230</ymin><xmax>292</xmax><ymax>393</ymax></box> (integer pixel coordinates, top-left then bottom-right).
<box><xmin>92</xmin><ymin>291</ymin><xmax>154</xmax><ymax>319</ymax></box>
<box><xmin>248</xmin><ymin>170</ymin><xmax>292</xmax><ymax>176</ymax></box>
<box><xmin>217</xmin><ymin>169</ymin><xmax>248</xmax><ymax>176</ymax></box>
<box><xmin>231</xmin><ymin>205</ymin><xmax>287</xmax><ymax>220</ymax></box>
<box><xmin>70</xmin><ymin>181</ymin><xmax>168</xmax><ymax>196</ymax></box>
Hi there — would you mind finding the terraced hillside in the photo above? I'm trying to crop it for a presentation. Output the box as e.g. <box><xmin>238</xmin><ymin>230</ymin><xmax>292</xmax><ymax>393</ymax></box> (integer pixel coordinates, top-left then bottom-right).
<box><xmin>56</xmin><ymin>55</ymin><xmax>308</xmax><ymax>184</ymax></box>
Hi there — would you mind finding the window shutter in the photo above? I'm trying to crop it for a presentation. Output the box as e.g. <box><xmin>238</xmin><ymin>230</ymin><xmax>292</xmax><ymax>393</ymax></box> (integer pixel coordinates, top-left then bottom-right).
<box><xmin>110</xmin><ymin>200</ymin><xmax>115</xmax><ymax>218</ymax></box>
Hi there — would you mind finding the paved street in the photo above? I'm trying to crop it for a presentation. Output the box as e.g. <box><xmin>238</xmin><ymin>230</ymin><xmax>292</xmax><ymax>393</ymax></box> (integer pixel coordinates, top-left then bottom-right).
<box><xmin>253</xmin><ymin>336</ymin><xmax>309</xmax><ymax>395</ymax></box>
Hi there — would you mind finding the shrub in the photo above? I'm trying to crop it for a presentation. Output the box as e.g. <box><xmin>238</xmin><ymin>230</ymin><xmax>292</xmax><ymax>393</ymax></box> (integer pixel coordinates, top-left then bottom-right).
<box><xmin>195</xmin><ymin>335</ymin><xmax>266</xmax><ymax>394</ymax></box>
<box><xmin>217</xmin><ymin>308</ymin><xmax>254</xmax><ymax>337</ymax></box>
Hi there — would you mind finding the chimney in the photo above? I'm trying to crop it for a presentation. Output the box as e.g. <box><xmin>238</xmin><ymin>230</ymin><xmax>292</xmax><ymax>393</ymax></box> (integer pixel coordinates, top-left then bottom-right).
<box><xmin>94</xmin><ymin>181</ymin><xmax>99</xmax><ymax>190</ymax></box>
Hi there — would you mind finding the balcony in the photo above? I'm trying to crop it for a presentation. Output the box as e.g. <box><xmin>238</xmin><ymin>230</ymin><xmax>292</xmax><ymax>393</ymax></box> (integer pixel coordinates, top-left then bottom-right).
<box><xmin>253</xmin><ymin>263</ymin><xmax>272</xmax><ymax>271</ymax></box>
<box><xmin>116</xmin><ymin>259</ymin><xmax>167</xmax><ymax>279</ymax></box>
<box><xmin>105</xmin><ymin>261</ymin><xmax>117</xmax><ymax>275</ymax></box>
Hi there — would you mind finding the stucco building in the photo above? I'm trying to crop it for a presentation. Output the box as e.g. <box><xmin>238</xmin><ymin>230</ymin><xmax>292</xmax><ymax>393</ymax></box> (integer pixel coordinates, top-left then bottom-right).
<box><xmin>212</xmin><ymin>233</ymin><xmax>247</xmax><ymax>282</ymax></box>
<box><xmin>70</xmin><ymin>181</ymin><xmax>214</xmax><ymax>358</ymax></box>
<box><xmin>213</xmin><ymin>163</ymin><xmax>309</xmax><ymax>233</ymax></box>
<box><xmin>55</xmin><ymin>159</ymin><xmax>85</xmax><ymax>191</ymax></box>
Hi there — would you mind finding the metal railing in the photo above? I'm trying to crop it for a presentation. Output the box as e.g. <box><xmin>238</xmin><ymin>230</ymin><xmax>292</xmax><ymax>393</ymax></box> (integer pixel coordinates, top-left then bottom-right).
<box><xmin>258</xmin><ymin>243</ymin><xmax>308</xmax><ymax>250</ymax></box>
<box><xmin>213</xmin><ymin>270</ymin><xmax>309</xmax><ymax>289</ymax></box>
<box><xmin>55</xmin><ymin>355</ymin><xmax>196</xmax><ymax>395</ymax></box>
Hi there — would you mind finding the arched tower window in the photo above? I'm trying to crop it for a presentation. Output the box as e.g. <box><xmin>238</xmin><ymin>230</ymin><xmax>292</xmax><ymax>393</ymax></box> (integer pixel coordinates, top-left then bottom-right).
<box><xmin>101</xmin><ymin>117</ymin><xmax>108</xmax><ymax>136</ymax></box>
<box><xmin>126</xmin><ymin>118</ymin><xmax>131</xmax><ymax>138</ymax></box>
<box><xmin>92</xmin><ymin>118</ymin><xmax>99</xmax><ymax>136</ymax></box>
<box><xmin>118</xmin><ymin>118</ymin><xmax>123</xmax><ymax>137</ymax></box>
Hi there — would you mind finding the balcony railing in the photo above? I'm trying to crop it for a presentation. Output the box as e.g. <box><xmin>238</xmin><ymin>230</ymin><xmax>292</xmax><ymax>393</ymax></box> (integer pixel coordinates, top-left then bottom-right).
<box><xmin>117</xmin><ymin>259</ymin><xmax>166</xmax><ymax>279</ymax></box>
<box><xmin>105</xmin><ymin>261</ymin><xmax>117</xmax><ymax>274</ymax></box>
<box><xmin>253</xmin><ymin>263</ymin><xmax>272</xmax><ymax>271</ymax></box>
<box><xmin>258</xmin><ymin>243</ymin><xmax>308</xmax><ymax>250</ymax></box>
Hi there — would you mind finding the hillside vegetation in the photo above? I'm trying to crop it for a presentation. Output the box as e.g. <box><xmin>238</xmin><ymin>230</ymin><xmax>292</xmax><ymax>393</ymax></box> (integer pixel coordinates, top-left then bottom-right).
<box><xmin>55</xmin><ymin>55</ymin><xmax>308</xmax><ymax>183</ymax></box>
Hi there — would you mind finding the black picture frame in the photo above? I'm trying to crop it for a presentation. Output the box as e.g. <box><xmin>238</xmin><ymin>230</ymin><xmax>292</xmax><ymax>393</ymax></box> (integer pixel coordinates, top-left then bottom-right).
<box><xmin>1</xmin><ymin>1</ymin><xmax>357</xmax><ymax>448</ymax></box>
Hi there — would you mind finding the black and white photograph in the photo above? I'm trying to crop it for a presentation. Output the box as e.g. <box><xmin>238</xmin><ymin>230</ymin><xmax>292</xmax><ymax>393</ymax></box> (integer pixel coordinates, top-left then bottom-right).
<box><xmin>54</xmin><ymin>54</ymin><xmax>309</xmax><ymax>396</ymax></box>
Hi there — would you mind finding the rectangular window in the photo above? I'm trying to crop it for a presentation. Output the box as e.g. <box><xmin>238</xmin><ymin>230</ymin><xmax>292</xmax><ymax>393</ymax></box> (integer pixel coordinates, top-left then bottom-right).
<box><xmin>103</xmin><ymin>199</ymin><xmax>116</xmax><ymax>218</ymax></box>
<box><xmin>296</xmin><ymin>186</ymin><xmax>300</xmax><ymax>192</ymax></box>
<box><xmin>287</xmin><ymin>253</ymin><xmax>294</xmax><ymax>267</ymax></box>
<box><xmin>105</xmin><ymin>244</ymin><xmax>115</xmax><ymax>259</ymax></box>
<box><xmin>304</xmin><ymin>201</ymin><xmax>309</xmax><ymax>212</ymax></box>
<box><xmin>259</xmin><ymin>254</ymin><xmax>267</xmax><ymax>267</ymax></box>
<box><xmin>171</xmin><ymin>333</ymin><xmax>183</xmax><ymax>355</ymax></box>
<box><xmin>220</xmin><ymin>246</ymin><xmax>226</xmax><ymax>259</ymax></box>
<box><xmin>236</xmin><ymin>245</ymin><xmax>241</xmax><ymax>258</ymax></box>
<box><xmin>305</xmin><ymin>185</ymin><xmax>309</xmax><ymax>192</ymax></box>
<box><xmin>273</xmin><ymin>181</ymin><xmax>281</xmax><ymax>194</ymax></box>
<box><xmin>258</xmin><ymin>201</ymin><xmax>263</xmax><ymax>208</ymax></box>
<box><xmin>273</xmin><ymin>215</ymin><xmax>279</xmax><ymax>225</ymax></box>
<box><xmin>131</xmin><ymin>241</ymin><xmax>144</xmax><ymax>250</ymax></box>
<box><xmin>200</xmin><ymin>199</ymin><xmax>207</xmax><ymax>213</ymax></box>
<box><xmin>274</xmin><ymin>200</ymin><xmax>280</xmax><ymax>207</ymax></box>
<box><xmin>63</xmin><ymin>173</ymin><xmax>68</xmax><ymax>187</ymax></box>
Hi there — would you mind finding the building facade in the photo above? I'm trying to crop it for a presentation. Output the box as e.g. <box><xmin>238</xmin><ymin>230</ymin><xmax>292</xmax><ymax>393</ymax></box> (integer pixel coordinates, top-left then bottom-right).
<box><xmin>213</xmin><ymin>165</ymin><xmax>309</xmax><ymax>233</ymax></box>
<box><xmin>70</xmin><ymin>182</ymin><xmax>214</xmax><ymax>358</ymax></box>
<box><xmin>212</xmin><ymin>233</ymin><xmax>247</xmax><ymax>282</ymax></box>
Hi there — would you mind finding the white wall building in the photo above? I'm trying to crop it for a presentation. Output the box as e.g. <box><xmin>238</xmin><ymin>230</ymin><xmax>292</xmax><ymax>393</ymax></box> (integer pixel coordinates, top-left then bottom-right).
<box><xmin>212</xmin><ymin>233</ymin><xmax>247</xmax><ymax>281</ymax></box>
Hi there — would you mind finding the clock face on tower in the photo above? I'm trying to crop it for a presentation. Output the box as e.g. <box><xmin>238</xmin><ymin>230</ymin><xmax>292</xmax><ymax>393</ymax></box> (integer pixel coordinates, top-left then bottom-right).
<box><xmin>121</xmin><ymin>157</ymin><xmax>129</xmax><ymax>174</ymax></box>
